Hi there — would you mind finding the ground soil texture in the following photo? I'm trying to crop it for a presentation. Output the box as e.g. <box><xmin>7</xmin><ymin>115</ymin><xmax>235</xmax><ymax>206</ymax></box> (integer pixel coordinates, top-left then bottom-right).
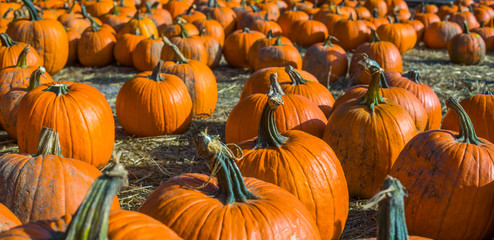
<box><xmin>0</xmin><ymin>45</ymin><xmax>493</xmax><ymax>239</ymax></box>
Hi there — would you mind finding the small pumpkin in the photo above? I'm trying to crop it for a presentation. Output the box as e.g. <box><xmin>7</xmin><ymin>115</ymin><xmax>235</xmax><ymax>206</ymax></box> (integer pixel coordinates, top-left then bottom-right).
<box><xmin>250</xmin><ymin>12</ymin><xmax>283</xmax><ymax>36</ymax></box>
<box><xmin>366</xmin><ymin>8</ymin><xmax>390</xmax><ymax>29</ymax></box>
<box><xmin>302</xmin><ymin>36</ymin><xmax>348</xmax><ymax>85</ymax></box>
<box><xmin>223</xmin><ymin>28</ymin><xmax>265</xmax><ymax>68</ymax></box>
<box><xmin>116</xmin><ymin>61</ymin><xmax>192</xmax><ymax>136</ymax></box>
<box><xmin>178</xmin><ymin>4</ymin><xmax>206</xmax><ymax>23</ymax></box>
<box><xmin>471</xmin><ymin>21</ymin><xmax>494</xmax><ymax>51</ymax></box>
<box><xmin>289</xmin><ymin>14</ymin><xmax>328</xmax><ymax>47</ymax></box>
<box><xmin>114</xmin><ymin>30</ymin><xmax>147</xmax><ymax>67</ymax></box>
<box><xmin>450</xmin><ymin>5</ymin><xmax>481</xmax><ymax>29</ymax></box>
<box><xmin>78</xmin><ymin>16</ymin><xmax>117</xmax><ymax>67</ymax></box>
<box><xmin>423</xmin><ymin>16</ymin><xmax>462</xmax><ymax>49</ymax></box>
<box><xmin>159</xmin><ymin>17</ymin><xmax>199</xmax><ymax>39</ymax></box>
<box><xmin>414</xmin><ymin>4</ymin><xmax>441</xmax><ymax>27</ymax></box>
<box><xmin>143</xmin><ymin>1</ymin><xmax>172</xmax><ymax>29</ymax></box>
<box><xmin>138</xmin><ymin>130</ymin><xmax>322</xmax><ymax>240</ymax></box>
<box><xmin>192</xmin><ymin>15</ymin><xmax>225</xmax><ymax>46</ymax></box>
<box><xmin>390</xmin><ymin>97</ymin><xmax>494</xmax><ymax>240</ymax></box>
<box><xmin>251</xmin><ymin>36</ymin><xmax>302</xmax><ymax>71</ymax></box>
<box><xmin>117</xmin><ymin>10</ymin><xmax>159</xmax><ymax>39</ymax></box>
<box><xmin>0</xmin><ymin>33</ymin><xmax>41</xmax><ymax>69</ymax></box>
<box><xmin>132</xmin><ymin>34</ymin><xmax>164</xmax><ymax>71</ymax></box>
<box><xmin>99</xmin><ymin>2</ymin><xmax>132</xmax><ymax>32</ymax></box>
<box><xmin>164</xmin><ymin>0</ymin><xmax>192</xmax><ymax>19</ymax></box>
<box><xmin>246</xmin><ymin>30</ymin><xmax>292</xmax><ymax>68</ymax></box>
<box><xmin>332</xmin><ymin>14</ymin><xmax>369</xmax><ymax>50</ymax></box>
<box><xmin>447</xmin><ymin>20</ymin><xmax>486</xmax><ymax>64</ymax></box>
<box><xmin>85</xmin><ymin>0</ymin><xmax>114</xmax><ymax>18</ymax></box>
<box><xmin>160</xmin><ymin>22</ymin><xmax>208</xmax><ymax>64</ymax></box>
<box><xmin>376</xmin><ymin>14</ymin><xmax>417</xmax><ymax>54</ymax></box>
<box><xmin>65</xmin><ymin>27</ymin><xmax>80</xmax><ymax>66</ymax></box>
<box><xmin>201</xmin><ymin>0</ymin><xmax>237</xmax><ymax>35</ymax></box>
<box><xmin>365</xmin><ymin>0</ymin><xmax>388</xmax><ymax>17</ymax></box>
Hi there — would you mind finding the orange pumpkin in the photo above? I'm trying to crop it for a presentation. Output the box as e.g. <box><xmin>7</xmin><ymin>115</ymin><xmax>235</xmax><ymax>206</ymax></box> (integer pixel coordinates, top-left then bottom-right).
<box><xmin>0</xmin><ymin>33</ymin><xmax>41</xmax><ymax>69</ymax></box>
<box><xmin>192</xmin><ymin>16</ymin><xmax>225</xmax><ymax>46</ymax></box>
<box><xmin>237</xmin><ymin>75</ymin><xmax>348</xmax><ymax>239</ymax></box>
<box><xmin>117</xmin><ymin>10</ymin><xmax>159</xmax><ymax>39</ymax></box>
<box><xmin>246</xmin><ymin>30</ymin><xmax>293</xmax><ymax>68</ymax></box>
<box><xmin>223</xmin><ymin>28</ymin><xmax>265</xmax><ymax>68</ymax></box>
<box><xmin>376</xmin><ymin>15</ymin><xmax>417</xmax><ymax>54</ymax></box>
<box><xmin>132</xmin><ymin>35</ymin><xmax>164</xmax><ymax>71</ymax></box>
<box><xmin>138</xmin><ymin>130</ymin><xmax>321</xmax><ymax>240</ymax></box>
<box><xmin>332</xmin><ymin>14</ymin><xmax>369</xmax><ymax>50</ymax></box>
<box><xmin>323</xmin><ymin>57</ymin><xmax>417</xmax><ymax>198</ymax></box>
<box><xmin>17</xmin><ymin>81</ymin><xmax>115</xmax><ymax>168</ymax></box>
<box><xmin>250</xmin><ymin>12</ymin><xmax>283</xmax><ymax>36</ymax></box>
<box><xmin>251</xmin><ymin>36</ymin><xmax>302</xmax><ymax>71</ymax></box>
<box><xmin>6</xmin><ymin>0</ymin><xmax>68</xmax><ymax>75</ymax></box>
<box><xmin>278</xmin><ymin>5</ymin><xmax>309</xmax><ymax>37</ymax></box>
<box><xmin>99</xmin><ymin>2</ymin><xmax>132</xmax><ymax>32</ymax></box>
<box><xmin>160</xmin><ymin>22</ymin><xmax>208</xmax><ymax>64</ymax></box>
<box><xmin>423</xmin><ymin>17</ymin><xmax>462</xmax><ymax>49</ymax></box>
<box><xmin>78</xmin><ymin>17</ymin><xmax>117</xmax><ymax>67</ymax></box>
<box><xmin>114</xmin><ymin>31</ymin><xmax>147</xmax><ymax>67</ymax></box>
<box><xmin>471</xmin><ymin>21</ymin><xmax>494</xmax><ymax>50</ymax></box>
<box><xmin>201</xmin><ymin>0</ymin><xmax>237</xmax><ymax>35</ymax></box>
<box><xmin>85</xmin><ymin>0</ymin><xmax>114</xmax><ymax>18</ymax></box>
<box><xmin>447</xmin><ymin>21</ymin><xmax>486</xmax><ymax>64</ymax></box>
<box><xmin>65</xmin><ymin>27</ymin><xmax>80</xmax><ymax>66</ymax></box>
<box><xmin>0</xmin><ymin>203</ymin><xmax>20</xmax><ymax>232</ymax></box>
<box><xmin>289</xmin><ymin>15</ymin><xmax>328</xmax><ymax>47</ymax></box>
<box><xmin>179</xmin><ymin>4</ymin><xmax>206</xmax><ymax>23</ymax></box>
<box><xmin>159</xmin><ymin>17</ymin><xmax>199</xmax><ymax>38</ymax></box>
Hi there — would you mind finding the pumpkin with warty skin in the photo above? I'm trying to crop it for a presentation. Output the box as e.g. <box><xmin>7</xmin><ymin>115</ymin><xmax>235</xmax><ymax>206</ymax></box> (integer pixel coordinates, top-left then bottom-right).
<box><xmin>441</xmin><ymin>91</ymin><xmax>494</xmax><ymax>142</ymax></box>
<box><xmin>114</xmin><ymin>31</ymin><xmax>147</xmax><ymax>67</ymax></box>
<box><xmin>223</xmin><ymin>28</ymin><xmax>265</xmax><ymax>68</ymax></box>
<box><xmin>349</xmin><ymin>30</ymin><xmax>402</xmax><ymax>85</ymax></box>
<box><xmin>0</xmin><ymin>33</ymin><xmax>41</xmax><ymax>69</ymax></box>
<box><xmin>447</xmin><ymin>21</ymin><xmax>486</xmax><ymax>65</ymax></box>
<box><xmin>117</xmin><ymin>10</ymin><xmax>158</xmax><ymax>39</ymax></box>
<box><xmin>0</xmin><ymin>47</ymin><xmax>53</xmax><ymax>99</ymax></box>
<box><xmin>356</xmin><ymin>176</ymin><xmax>433</xmax><ymax>240</ymax></box>
<box><xmin>0</xmin><ymin>153</ymin><xmax>128</xmax><ymax>239</ymax></box>
<box><xmin>78</xmin><ymin>16</ymin><xmax>117</xmax><ymax>67</ymax></box>
<box><xmin>116</xmin><ymin>61</ymin><xmax>192</xmax><ymax>137</ymax></box>
<box><xmin>376</xmin><ymin>15</ymin><xmax>417</xmax><ymax>54</ymax></box>
<box><xmin>161</xmin><ymin>37</ymin><xmax>217</xmax><ymax>118</ymax></box>
<box><xmin>251</xmin><ymin>36</ymin><xmax>302</xmax><ymax>71</ymax></box>
<box><xmin>323</xmin><ymin>57</ymin><xmax>417</xmax><ymax>198</ymax></box>
<box><xmin>138</xmin><ymin>130</ymin><xmax>321</xmax><ymax>240</ymax></box>
<box><xmin>240</xmin><ymin>66</ymin><xmax>335</xmax><ymax>117</ymax></box>
<box><xmin>385</xmin><ymin>70</ymin><xmax>442</xmax><ymax>130</ymax></box>
<box><xmin>389</xmin><ymin>97</ymin><xmax>494</xmax><ymax>240</ymax></box>
<box><xmin>423</xmin><ymin>17</ymin><xmax>462</xmax><ymax>49</ymax></box>
<box><xmin>132</xmin><ymin>35</ymin><xmax>164</xmax><ymax>71</ymax></box>
<box><xmin>17</xmin><ymin>81</ymin><xmax>115</xmax><ymax>168</ymax></box>
<box><xmin>0</xmin><ymin>127</ymin><xmax>120</xmax><ymax>224</ymax></box>
<box><xmin>0</xmin><ymin>203</ymin><xmax>20</xmax><ymax>232</ymax></box>
<box><xmin>237</xmin><ymin>74</ymin><xmax>348</xmax><ymax>239</ymax></box>
<box><xmin>226</xmin><ymin>76</ymin><xmax>327</xmax><ymax>143</ymax></box>
<box><xmin>302</xmin><ymin>36</ymin><xmax>348</xmax><ymax>85</ymax></box>
<box><xmin>0</xmin><ymin>67</ymin><xmax>48</xmax><ymax>139</ymax></box>
<box><xmin>160</xmin><ymin>22</ymin><xmax>208</xmax><ymax>65</ymax></box>
<box><xmin>6</xmin><ymin>0</ymin><xmax>68</xmax><ymax>75</ymax></box>
<box><xmin>332</xmin><ymin>14</ymin><xmax>369</xmax><ymax>50</ymax></box>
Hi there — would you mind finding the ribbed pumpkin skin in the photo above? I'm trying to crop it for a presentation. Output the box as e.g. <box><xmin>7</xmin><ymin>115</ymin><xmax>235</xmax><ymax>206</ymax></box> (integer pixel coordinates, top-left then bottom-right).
<box><xmin>116</xmin><ymin>73</ymin><xmax>192</xmax><ymax>136</ymax></box>
<box><xmin>161</xmin><ymin>60</ymin><xmax>217</xmax><ymax>118</ymax></box>
<box><xmin>389</xmin><ymin>131</ymin><xmax>494</xmax><ymax>240</ymax></box>
<box><xmin>114</xmin><ymin>33</ymin><xmax>146</xmax><ymax>67</ymax></box>
<box><xmin>252</xmin><ymin>43</ymin><xmax>302</xmax><ymax>71</ymax></box>
<box><xmin>376</xmin><ymin>22</ymin><xmax>417</xmax><ymax>54</ymax></box>
<box><xmin>0</xmin><ymin>66</ymin><xmax>53</xmax><ymax>99</ymax></box>
<box><xmin>7</xmin><ymin>19</ymin><xmax>68</xmax><ymax>75</ymax></box>
<box><xmin>302</xmin><ymin>40</ymin><xmax>348</xmax><ymax>85</ymax></box>
<box><xmin>117</xmin><ymin>15</ymin><xmax>158</xmax><ymax>39</ymax></box>
<box><xmin>423</xmin><ymin>20</ymin><xmax>462</xmax><ymax>49</ymax></box>
<box><xmin>385</xmin><ymin>71</ymin><xmax>442</xmax><ymax>130</ymax></box>
<box><xmin>441</xmin><ymin>94</ymin><xmax>494</xmax><ymax>142</ymax></box>
<box><xmin>108</xmin><ymin>210</ymin><xmax>183</xmax><ymax>240</ymax></box>
<box><xmin>16</xmin><ymin>81</ymin><xmax>115</xmax><ymax>168</ymax></box>
<box><xmin>0</xmin><ymin>87</ymin><xmax>30</xmax><ymax>139</ymax></box>
<box><xmin>238</xmin><ymin>131</ymin><xmax>349</xmax><ymax>240</ymax></box>
<box><xmin>0</xmin><ymin>217</ymin><xmax>70</xmax><ymax>239</ymax></box>
<box><xmin>138</xmin><ymin>173</ymin><xmax>321</xmax><ymax>240</ymax></box>
<box><xmin>0</xmin><ymin>203</ymin><xmax>21</xmax><ymax>232</ymax></box>
<box><xmin>289</xmin><ymin>19</ymin><xmax>328</xmax><ymax>47</ymax></box>
<box><xmin>332</xmin><ymin>17</ymin><xmax>369</xmax><ymax>51</ymax></box>
<box><xmin>0</xmin><ymin>154</ymin><xmax>119</xmax><ymax>224</ymax></box>
<box><xmin>225</xmin><ymin>93</ymin><xmax>327</xmax><ymax>143</ymax></box>
<box><xmin>132</xmin><ymin>37</ymin><xmax>164</xmax><ymax>71</ymax></box>
<box><xmin>240</xmin><ymin>67</ymin><xmax>334</xmax><ymax>117</ymax></box>
<box><xmin>448</xmin><ymin>30</ymin><xmax>486</xmax><ymax>65</ymax></box>
<box><xmin>323</xmin><ymin>98</ymin><xmax>417</xmax><ymax>198</ymax></box>
<box><xmin>223</xmin><ymin>29</ymin><xmax>265</xmax><ymax>68</ymax></box>
<box><xmin>78</xmin><ymin>24</ymin><xmax>117</xmax><ymax>67</ymax></box>
<box><xmin>161</xmin><ymin>36</ymin><xmax>208</xmax><ymax>65</ymax></box>
<box><xmin>0</xmin><ymin>42</ymin><xmax>41</xmax><ymax>69</ymax></box>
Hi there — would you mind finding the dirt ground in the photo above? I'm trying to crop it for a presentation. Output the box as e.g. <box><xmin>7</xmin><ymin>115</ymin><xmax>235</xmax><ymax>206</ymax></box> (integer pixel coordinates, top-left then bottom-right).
<box><xmin>0</xmin><ymin>44</ymin><xmax>493</xmax><ymax>239</ymax></box>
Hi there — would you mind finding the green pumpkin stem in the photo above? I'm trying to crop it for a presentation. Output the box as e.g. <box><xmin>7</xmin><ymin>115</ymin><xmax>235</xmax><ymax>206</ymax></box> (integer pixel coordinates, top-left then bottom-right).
<box><xmin>149</xmin><ymin>60</ymin><xmax>164</xmax><ymax>81</ymax></box>
<box><xmin>285</xmin><ymin>65</ymin><xmax>307</xmax><ymax>85</ymax></box>
<box><xmin>81</xmin><ymin>4</ymin><xmax>89</xmax><ymax>19</ymax></box>
<box><xmin>111</xmin><ymin>2</ymin><xmax>121</xmax><ymax>16</ymax></box>
<box><xmin>162</xmin><ymin>36</ymin><xmax>189</xmax><ymax>63</ymax></box>
<box><xmin>380</xmin><ymin>72</ymin><xmax>390</xmax><ymax>88</ymax></box>
<box><xmin>44</xmin><ymin>84</ymin><xmax>70</xmax><ymax>96</ymax></box>
<box><xmin>273</xmin><ymin>36</ymin><xmax>282</xmax><ymax>45</ymax></box>
<box><xmin>255</xmin><ymin>73</ymin><xmax>288</xmax><ymax>148</ymax></box>
<box><xmin>178</xmin><ymin>22</ymin><xmax>190</xmax><ymax>38</ymax></box>
<box><xmin>312</xmin><ymin>0</ymin><xmax>318</xmax><ymax>8</ymax></box>
<box><xmin>195</xmin><ymin>131</ymin><xmax>259</xmax><ymax>205</ymax></box>
<box><xmin>404</xmin><ymin>71</ymin><xmax>421</xmax><ymax>84</ymax></box>
<box><xmin>33</xmin><ymin>127</ymin><xmax>63</xmax><ymax>157</ymax></box>
<box><xmin>409</xmin><ymin>11</ymin><xmax>415</xmax><ymax>20</ymax></box>
<box><xmin>63</xmin><ymin>155</ymin><xmax>128</xmax><ymax>240</ymax></box>
<box><xmin>145</xmin><ymin>1</ymin><xmax>153</xmax><ymax>14</ymax></box>
<box><xmin>88</xmin><ymin>14</ymin><xmax>102</xmax><ymax>31</ymax></box>
<box><xmin>323</xmin><ymin>36</ymin><xmax>337</xmax><ymax>47</ymax></box>
<box><xmin>27</xmin><ymin>66</ymin><xmax>45</xmax><ymax>91</ymax></box>
<box><xmin>134</xmin><ymin>10</ymin><xmax>143</xmax><ymax>20</ymax></box>
<box><xmin>364</xmin><ymin>176</ymin><xmax>410</xmax><ymax>240</ymax></box>
<box><xmin>370</xmin><ymin>29</ymin><xmax>381</xmax><ymax>43</ymax></box>
<box><xmin>242</xmin><ymin>27</ymin><xmax>251</xmax><ymax>33</ymax></box>
<box><xmin>480</xmin><ymin>21</ymin><xmax>485</xmax><ymax>28</ymax></box>
<box><xmin>20</xmin><ymin>0</ymin><xmax>43</xmax><ymax>21</ymax></box>
<box><xmin>263</xmin><ymin>12</ymin><xmax>269</xmax><ymax>21</ymax></box>
<box><xmin>149</xmin><ymin>34</ymin><xmax>156</xmax><ymax>40</ymax></box>
<box><xmin>186</xmin><ymin>4</ymin><xmax>196</xmax><ymax>15</ymax></box>
<box><xmin>66</xmin><ymin>1</ymin><xmax>75</xmax><ymax>14</ymax></box>
<box><xmin>207</xmin><ymin>0</ymin><xmax>214</xmax><ymax>7</ymax></box>
<box><xmin>373</xmin><ymin>8</ymin><xmax>378</xmax><ymax>18</ymax></box>
<box><xmin>250</xmin><ymin>4</ymin><xmax>260</xmax><ymax>12</ymax></box>
<box><xmin>358</xmin><ymin>56</ymin><xmax>386</xmax><ymax>111</ymax></box>
<box><xmin>119</xmin><ymin>0</ymin><xmax>125</xmax><ymax>7</ymax></box>
<box><xmin>462</xmin><ymin>20</ymin><xmax>470</xmax><ymax>33</ymax></box>
<box><xmin>16</xmin><ymin>46</ymin><xmax>30</xmax><ymax>69</ymax></box>
<box><xmin>482</xmin><ymin>90</ymin><xmax>493</xmax><ymax>95</ymax></box>
<box><xmin>349</xmin><ymin>13</ymin><xmax>354</xmax><ymax>20</ymax></box>
<box><xmin>446</xmin><ymin>97</ymin><xmax>485</xmax><ymax>145</ymax></box>
<box><xmin>2</xmin><ymin>7</ymin><xmax>13</xmax><ymax>19</ymax></box>
<box><xmin>266</xmin><ymin>29</ymin><xmax>274</xmax><ymax>38</ymax></box>
<box><xmin>0</xmin><ymin>33</ymin><xmax>18</xmax><ymax>47</ymax></box>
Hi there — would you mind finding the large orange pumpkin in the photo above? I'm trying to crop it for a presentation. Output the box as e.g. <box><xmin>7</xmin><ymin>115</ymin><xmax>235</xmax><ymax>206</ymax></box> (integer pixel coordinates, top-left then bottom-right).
<box><xmin>16</xmin><ymin>81</ymin><xmax>115</xmax><ymax>168</ymax></box>
<box><xmin>226</xmin><ymin>74</ymin><xmax>327</xmax><ymax>143</ymax></box>
<box><xmin>441</xmin><ymin>91</ymin><xmax>494</xmax><ymax>142</ymax></box>
<box><xmin>116</xmin><ymin>61</ymin><xmax>193</xmax><ymax>137</ymax></box>
<box><xmin>0</xmin><ymin>127</ymin><xmax>119</xmax><ymax>224</ymax></box>
<box><xmin>323</xmin><ymin>57</ymin><xmax>417</xmax><ymax>198</ymax></box>
<box><xmin>138</xmin><ymin>130</ymin><xmax>321</xmax><ymax>240</ymax></box>
<box><xmin>6</xmin><ymin>0</ymin><xmax>68</xmax><ymax>75</ymax></box>
<box><xmin>389</xmin><ymin>97</ymin><xmax>494</xmax><ymax>240</ymax></box>
<box><xmin>237</xmin><ymin>79</ymin><xmax>348</xmax><ymax>239</ymax></box>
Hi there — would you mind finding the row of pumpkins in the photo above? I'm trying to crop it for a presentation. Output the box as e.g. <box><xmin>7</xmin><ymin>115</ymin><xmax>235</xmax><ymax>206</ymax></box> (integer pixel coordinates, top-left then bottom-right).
<box><xmin>0</xmin><ymin>0</ymin><xmax>492</xmax><ymax>240</ymax></box>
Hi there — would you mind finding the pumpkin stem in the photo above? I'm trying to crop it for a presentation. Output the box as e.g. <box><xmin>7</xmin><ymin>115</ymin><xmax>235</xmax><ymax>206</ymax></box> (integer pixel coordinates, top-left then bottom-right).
<box><xmin>88</xmin><ymin>14</ymin><xmax>101</xmax><ymax>31</ymax></box>
<box><xmin>255</xmin><ymin>73</ymin><xmax>288</xmax><ymax>149</ymax></box>
<box><xmin>186</xmin><ymin>4</ymin><xmax>196</xmax><ymax>15</ymax></box>
<box><xmin>422</xmin><ymin>3</ymin><xmax>426</xmax><ymax>13</ymax></box>
<box><xmin>20</xmin><ymin>0</ymin><xmax>43</xmax><ymax>21</ymax></box>
<box><xmin>195</xmin><ymin>130</ymin><xmax>259</xmax><ymax>205</ymax></box>
<box><xmin>482</xmin><ymin>90</ymin><xmax>493</xmax><ymax>95</ymax></box>
<box><xmin>349</xmin><ymin>13</ymin><xmax>354</xmax><ymax>20</ymax></box>
<box><xmin>32</xmin><ymin>127</ymin><xmax>63</xmax><ymax>157</ymax></box>
<box><xmin>273</xmin><ymin>35</ymin><xmax>282</xmax><ymax>45</ymax></box>
<box><xmin>44</xmin><ymin>84</ymin><xmax>70</xmax><ymax>96</ymax></box>
<box><xmin>446</xmin><ymin>97</ymin><xmax>485</xmax><ymax>145</ymax></box>
<box><xmin>370</xmin><ymin>29</ymin><xmax>381</xmax><ymax>43</ymax></box>
<box><xmin>178</xmin><ymin>22</ymin><xmax>190</xmax><ymax>38</ymax></box>
<box><xmin>266</xmin><ymin>29</ymin><xmax>274</xmax><ymax>38</ymax></box>
<box><xmin>363</xmin><ymin>176</ymin><xmax>410</xmax><ymax>240</ymax></box>
<box><xmin>149</xmin><ymin>60</ymin><xmax>164</xmax><ymax>81</ymax></box>
<box><xmin>111</xmin><ymin>2</ymin><xmax>121</xmax><ymax>16</ymax></box>
<box><xmin>16</xmin><ymin>46</ymin><xmax>30</xmax><ymax>69</ymax></box>
<box><xmin>27</xmin><ymin>66</ymin><xmax>45</xmax><ymax>91</ymax></box>
<box><xmin>323</xmin><ymin>36</ymin><xmax>338</xmax><ymax>47</ymax></box>
<box><xmin>379</xmin><ymin>72</ymin><xmax>390</xmax><ymax>88</ymax></box>
<box><xmin>162</xmin><ymin>36</ymin><xmax>189</xmax><ymax>63</ymax></box>
<box><xmin>373</xmin><ymin>8</ymin><xmax>378</xmax><ymax>18</ymax></box>
<box><xmin>242</xmin><ymin>27</ymin><xmax>251</xmax><ymax>33</ymax></box>
<box><xmin>81</xmin><ymin>4</ymin><xmax>89</xmax><ymax>19</ymax></box>
<box><xmin>208</xmin><ymin>0</ymin><xmax>215</xmax><ymax>8</ymax></box>
<box><xmin>0</xmin><ymin>32</ymin><xmax>18</xmax><ymax>47</ymax></box>
<box><xmin>462</xmin><ymin>20</ymin><xmax>470</xmax><ymax>33</ymax></box>
<box><xmin>2</xmin><ymin>7</ymin><xmax>13</xmax><ymax>19</ymax></box>
<box><xmin>263</xmin><ymin>12</ymin><xmax>269</xmax><ymax>21</ymax></box>
<box><xmin>145</xmin><ymin>1</ymin><xmax>153</xmax><ymax>14</ymax></box>
<box><xmin>134</xmin><ymin>10</ymin><xmax>143</xmax><ymax>20</ymax></box>
<box><xmin>358</xmin><ymin>56</ymin><xmax>386</xmax><ymax>111</ymax></box>
<box><xmin>66</xmin><ymin>1</ymin><xmax>75</xmax><ymax>14</ymax></box>
<box><xmin>119</xmin><ymin>0</ymin><xmax>125</xmax><ymax>7</ymax></box>
<box><xmin>480</xmin><ymin>21</ymin><xmax>485</xmax><ymax>28</ymax></box>
<box><xmin>404</xmin><ymin>71</ymin><xmax>421</xmax><ymax>84</ymax></box>
<box><xmin>250</xmin><ymin>4</ymin><xmax>260</xmax><ymax>12</ymax></box>
<box><xmin>409</xmin><ymin>11</ymin><xmax>415</xmax><ymax>20</ymax></box>
<box><xmin>312</xmin><ymin>0</ymin><xmax>318</xmax><ymax>8</ymax></box>
<box><xmin>285</xmin><ymin>65</ymin><xmax>307</xmax><ymax>85</ymax></box>
<box><xmin>206</xmin><ymin>12</ymin><xmax>212</xmax><ymax>20</ymax></box>
<box><xmin>149</xmin><ymin>34</ymin><xmax>156</xmax><ymax>40</ymax></box>
<box><xmin>63</xmin><ymin>154</ymin><xmax>128</xmax><ymax>240</ymax></box>
<box><xmin>393</xmin><ymin>12</ymin><xmax>400</xmax><ymax>23</ymax></box>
